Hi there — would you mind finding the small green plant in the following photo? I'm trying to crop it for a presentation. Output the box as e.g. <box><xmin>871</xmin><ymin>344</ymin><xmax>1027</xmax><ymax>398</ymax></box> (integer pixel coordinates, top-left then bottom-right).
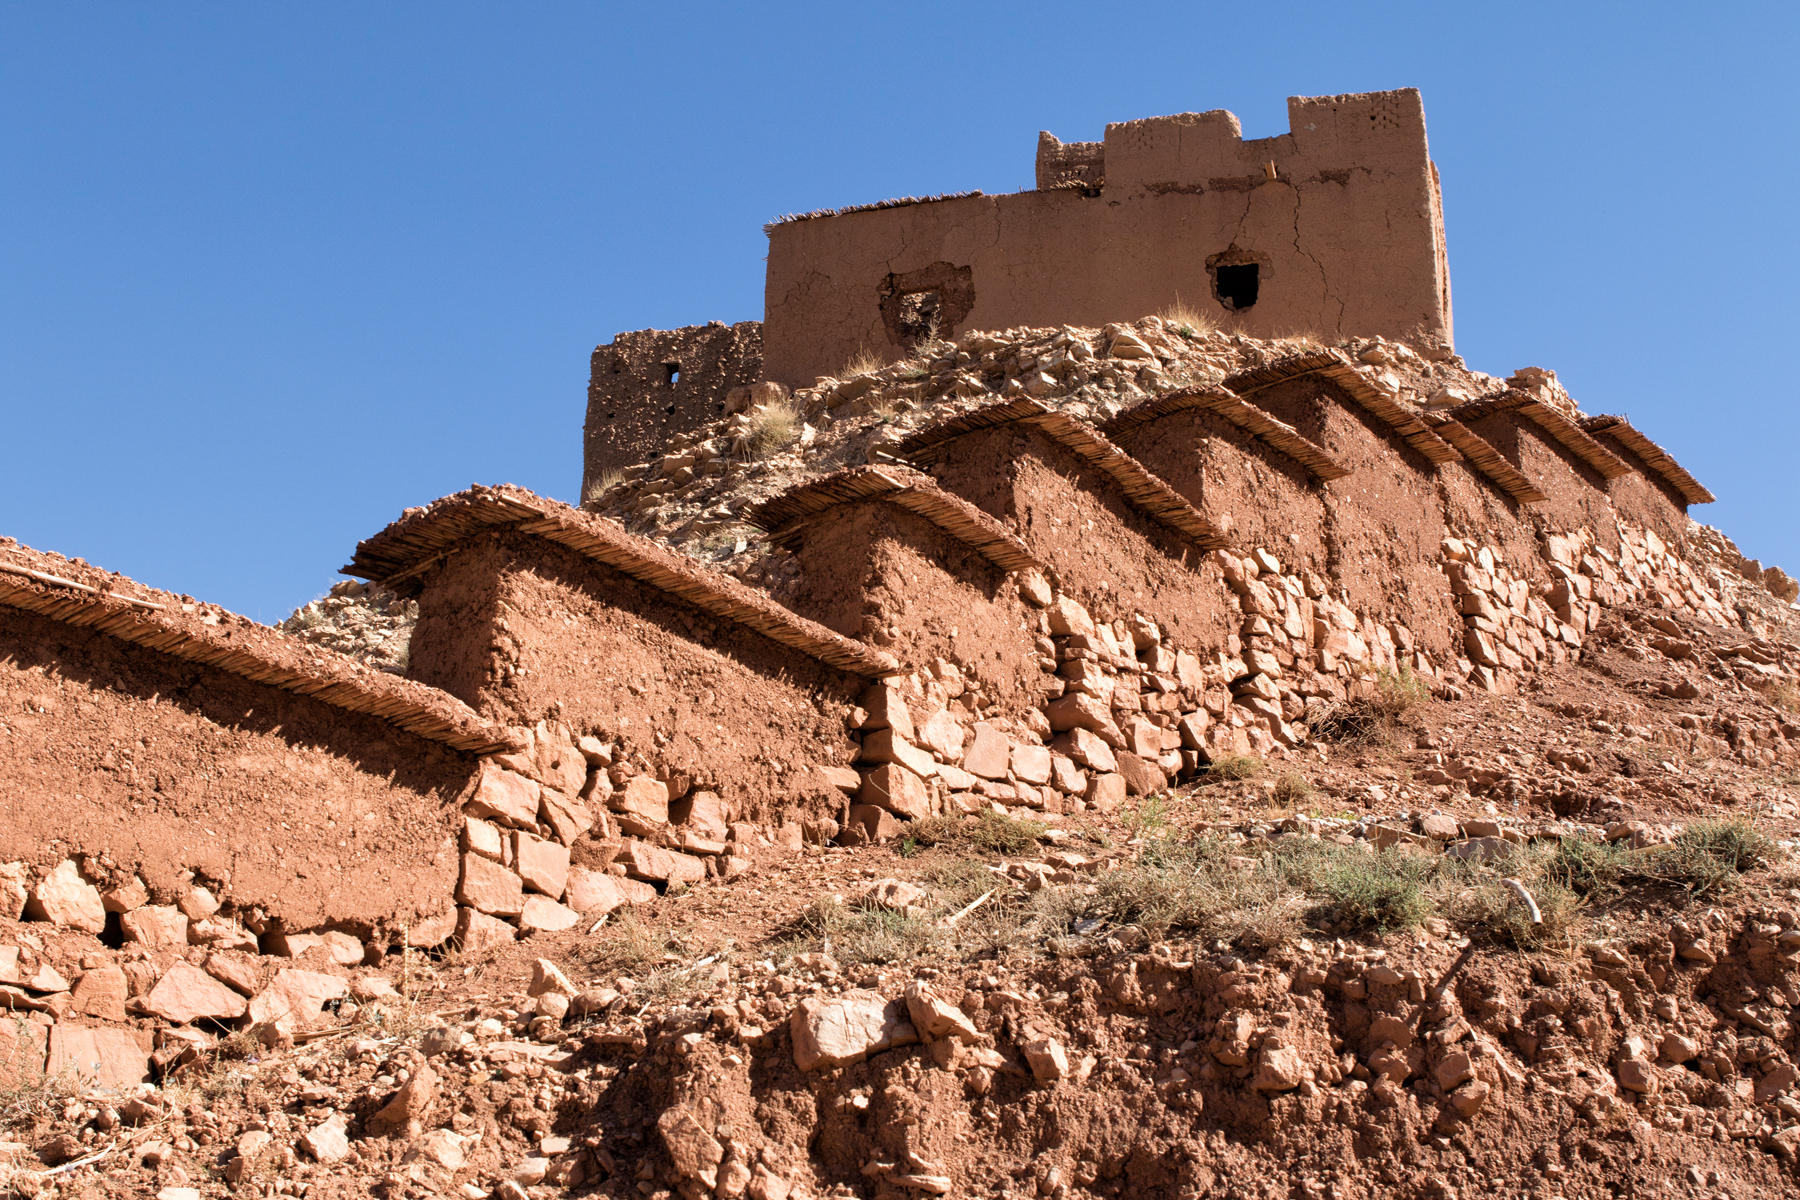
<box><xmin>1543</xmin><ymin>836</ymin><xmax>1627</xmax><ymax>898</ymax></box>
<box><xmin>782</xmin><ymin>896</ymin><xmax>937</xmax><ymax>966</ymax></box>
<box><xmin>1630</xmin><ymin>819</ymin><xmax>1773</xmax><ymax>897</ymax></box>
<box><xmin>1205</xmin><ymin>754</ymin><xmax>1262</xmax><ymax>782</ymax></box>
<box><xmin>1123</xmin><ymin>794</ymin><xmax>1171</xmax><ymax>838</ymax></box>
<box><xmin>1159</xmin><ymin>297</ymin><xmax>1216</xmax><ymax>339</ymax></box>
<box><xmin>1269</xmin><ymin>840</ymin><xmax>1437</xmax><ymax>934</ymax></box>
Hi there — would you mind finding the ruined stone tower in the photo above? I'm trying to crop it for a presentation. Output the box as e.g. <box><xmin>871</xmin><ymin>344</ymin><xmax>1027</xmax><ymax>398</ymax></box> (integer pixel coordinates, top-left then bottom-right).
<box><xmin>585</xmin><ymin>88</ymin><xmax>1453</xmax><ymax>490</ymax></box>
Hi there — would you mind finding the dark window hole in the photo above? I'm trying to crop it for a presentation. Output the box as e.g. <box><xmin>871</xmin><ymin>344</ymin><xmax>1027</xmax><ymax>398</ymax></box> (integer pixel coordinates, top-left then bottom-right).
<box><xmin>663</xmin><ymin>363</ymin><xmax>681</xmax><ymax>385</ymax></box>
<box><xmin>1215</xmin><ymin>263</ymin><xmax>1260</xmax><ymax>311</ymax></box>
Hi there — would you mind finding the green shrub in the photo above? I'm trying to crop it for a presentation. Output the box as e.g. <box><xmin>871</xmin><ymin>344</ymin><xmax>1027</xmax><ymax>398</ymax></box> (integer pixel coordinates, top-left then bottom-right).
<box><xmin>1629</xmin><ymin>819</ymin><xmax>1773</xmax><ymax>897</ymax></box>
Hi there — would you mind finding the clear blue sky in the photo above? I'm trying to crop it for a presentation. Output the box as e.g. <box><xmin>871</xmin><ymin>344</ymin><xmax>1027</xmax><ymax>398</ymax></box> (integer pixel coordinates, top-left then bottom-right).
<box><xmin>4</xmin><ymin>3</ymin><xmax>1796</xmax><ymax>622</ymax></box>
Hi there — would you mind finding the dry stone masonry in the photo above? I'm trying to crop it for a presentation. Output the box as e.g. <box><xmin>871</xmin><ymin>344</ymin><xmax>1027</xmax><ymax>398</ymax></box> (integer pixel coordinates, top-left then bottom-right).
<box><xmin>2</xmin><ymin>90</ymin><xmax>1798</xmax><ymax>1196</ymax></box>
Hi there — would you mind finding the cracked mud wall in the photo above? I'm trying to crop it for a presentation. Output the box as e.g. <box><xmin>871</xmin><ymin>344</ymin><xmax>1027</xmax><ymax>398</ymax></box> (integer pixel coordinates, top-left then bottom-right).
<box><xmin>405</xmin><ymin>531</ymin><xmax>863</xmax><ymax>818</ymax></box>
<box><xmin>764</xmin><ymin>89</ymin><xmax>1451</xmax><ymax>385</ymax></box>
<box><xmin>920</xmin><ymin>425</ymin><xmax>1237</xmax><ymax>654</ymax></box>
<box><xmin>0</xmin><ymin>606</ymin><xmax>472</xmax><ymax>935</ymax></box>
<box><xmin>774</xmin><ymin>501</ymin><xmax>1050</xmax><ymax>720</ymax></box>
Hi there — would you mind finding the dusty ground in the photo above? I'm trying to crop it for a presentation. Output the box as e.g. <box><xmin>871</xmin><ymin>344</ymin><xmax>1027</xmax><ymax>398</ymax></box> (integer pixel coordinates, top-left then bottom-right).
<box><xmin>6</xmin><ymin>578</ymin><xmax>1800</xmax><ymax>1199</ymax></box>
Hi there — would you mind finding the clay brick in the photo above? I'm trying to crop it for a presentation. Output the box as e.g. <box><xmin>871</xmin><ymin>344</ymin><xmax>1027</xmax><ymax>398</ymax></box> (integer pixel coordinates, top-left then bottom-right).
<box><xmin>512</xmin><ymin>831</ymin><xmax>569</xmax><ymax>899</ymax></box>
<box><xmin>455</xmin><ymin>853</ymin><xmax>525</xmax><ymax>918</ymax></box>
<box><xmin>859</xmin><ymin>763</ymin><xmax>932</xmax><ymax>820</ymax></box>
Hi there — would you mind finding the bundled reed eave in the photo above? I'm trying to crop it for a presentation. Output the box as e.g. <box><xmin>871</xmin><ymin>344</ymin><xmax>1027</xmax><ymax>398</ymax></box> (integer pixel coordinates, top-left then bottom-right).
<box><xmin>0</xmin><ymin>547</ymin><xmax>518</xmax><ymax>755</ymax></box>
<box><xmin>1102</xmin><ymin>386</ymin><xmax>1353</xmax><ymax>482</ymax></box>
<box><xmin>748</xmin><ymin>465</ymin><xmax>1044</xmax><ymax>574</ymax></box>
<box><xmin>347</xmin><ymin>485</ymin><xmax>900</xmax><ymax>679</ymax></box>
<box><xmin>1225</xmin><ymin>347</ymin><xmax>1458</xmax><ymax>466</ymax></box>
<box><xmin>896</xmin><ymin>398</ymin><xmax>1230</xmax><ymax>551</ymax></box>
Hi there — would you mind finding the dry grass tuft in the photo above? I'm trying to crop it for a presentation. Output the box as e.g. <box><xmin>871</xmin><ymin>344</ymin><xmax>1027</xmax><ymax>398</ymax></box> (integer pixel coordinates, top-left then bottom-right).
<box><xmin>908</xmin><ymin>810</ymin><xmax>1047</xmax><ymax>856</ymax></box>
<box><xmin>1205</xmin><ymin>754</ymin><xmax>1262</xmax><ymax>782</ymax></box>
<box><xmin>583</xmin><ymin>467</ymin><xmax>627</xmax><ymax>506</ymax></box>
<box><xmin>738</xmin><ymin>398</ymin><xmax>801</xmax><ymax>460</ymax></box>
<box><xmin>1310</xmin><ymin>664</ymin><xmax>1431</xmax><ymax>746</ymax></box>
<box><xmin>840</xmin><ymin>347</ymin><xmax>886</xmax><ymax>378</ymax></box>
<box><xmin>1159</xmin><ymin>297</ymin><xmax>1217</xmax><ymax>339</ymax></box>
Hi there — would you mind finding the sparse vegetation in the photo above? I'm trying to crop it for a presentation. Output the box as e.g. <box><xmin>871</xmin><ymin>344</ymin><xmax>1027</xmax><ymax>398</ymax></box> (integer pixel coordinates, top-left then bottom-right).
<box><xmin>1159</xmin><ymin>297</ymin><xmax>1216</xmax><ymax>339</ymax></box>
<box><xmin>841</xmin><ymin>347</ymin><xmax>885</xmax><ymax>378</ymax></box>
<box><xmin>1309</xmin><ymin>663</ymin><xmax>1431</xmax><ymax>746</ymax></box>
<box><xmin>909</xmin><ymin>810</ymin><xmax>1047</xmax><ymax>855</ymax></box>
<box><xmin>739</xmin><ymin>398</ymin><xmax>801</xmax><ymax>459</ymax></box>
<box><xmin>1122</xmin><ymin>794</ymin><xmax>1171</xmax><ymax>837</ymax></box>
<box><xmin>1632</xmin><ymin>819</ymin><xmax>1773</xmax><ymax>897</ymax></box>
<box><xmin>583</xmin><ymin>466</ymin><xmax>627</xmax><ymax>506</ymax></box>
<box><xmin>1204</xmin><ymin>754</ymin><xmax>1262</xmax><ymax>781</ymax></box>
<box><xmin>1270</xmin><ymin>772</ymin><xmax>1315</xmax><ymax>807</ymax></box>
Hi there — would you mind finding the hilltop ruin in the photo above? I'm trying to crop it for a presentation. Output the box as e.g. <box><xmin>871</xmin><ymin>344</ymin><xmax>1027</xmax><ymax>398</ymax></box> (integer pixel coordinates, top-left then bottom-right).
<box><xmin>3</xmin><ymin>89</ymin><xmax>1800</xmax><ymax>1199</ymax></box>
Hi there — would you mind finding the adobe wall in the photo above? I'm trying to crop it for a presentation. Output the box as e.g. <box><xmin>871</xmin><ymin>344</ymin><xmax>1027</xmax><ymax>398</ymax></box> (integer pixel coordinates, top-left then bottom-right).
<box><xmin>775</xmin><ymin>501</ymin><xmax>1049</xmax><ymax>718</ymax></box>
<box><xmin>1106</xmin><ymin>407</ymin><xmax>1331</xmax><ymax>581</ymax></box>
<box><xmin>406</xmin><ymin>530</ymin><xmax>864</xmax><ymax>818</ymax></box>
<box><xmin>584</xmin><ymin>321</ymin><xmax>763</xmax><ymax>492</ymax></box>
<box><xmin>1591</xmin><ymin>431</ymin><xmax>1691</xmax><ymax>547</ymax></box>
<box><xmin>1460</xmin><ymin>412</ymin><xmax>1622</xmax><ymax>553</ymax></box>
<box><xmin>1242</xmin><ymin>377</ymin><xmax>1460</xmax><ymax>659</ymax></box>
<box><xmin>0</xmin><ymin>607</ymin><xmax>473</xmax><ymax>936</ymax></box>
<box><xmin>1432</xmin><ymin>460</ymin><xmax>1550</xmax><ymax>593</ymax></box>
<box><xmin>918</xmin><ymin>425</ymin><xmax>1237</xmax><ymax>653</ymax></box>
<box><xmin>763</xmin><ymin>90</ymin><xmax>1452</xmax><ymax>385</ymax></box>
